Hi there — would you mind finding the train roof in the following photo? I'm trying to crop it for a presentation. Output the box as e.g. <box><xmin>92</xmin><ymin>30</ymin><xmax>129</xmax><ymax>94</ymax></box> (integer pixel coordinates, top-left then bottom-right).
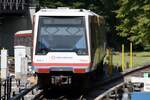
<box><xmin>35</xmin><ymin>7</ymin><xmax>99</xmax><ymax>16</ymax></box>
<box><xmin>15</xmin><ymin>30</ymin><xmax>32</xmax><ymax>37</ymax></box>
<box><xmin>15</xmin><ymin>30</ymin><xmax>32</xmax><ymax>35</ymax></box>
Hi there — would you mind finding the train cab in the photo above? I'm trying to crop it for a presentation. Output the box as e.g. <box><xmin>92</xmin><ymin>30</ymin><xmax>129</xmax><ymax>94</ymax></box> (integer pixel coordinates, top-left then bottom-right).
<box><xmin>32</xmin><ymin>8</ymin><xmax>106</xmax><ymax>89</ymax></box>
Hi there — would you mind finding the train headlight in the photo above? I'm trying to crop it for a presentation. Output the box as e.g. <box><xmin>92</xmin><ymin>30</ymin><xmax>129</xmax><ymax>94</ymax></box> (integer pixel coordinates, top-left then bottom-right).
<box><xmin>76</xmin><ymin>49</ymin><xmax>88</xmax><ymax>55</ymax></box>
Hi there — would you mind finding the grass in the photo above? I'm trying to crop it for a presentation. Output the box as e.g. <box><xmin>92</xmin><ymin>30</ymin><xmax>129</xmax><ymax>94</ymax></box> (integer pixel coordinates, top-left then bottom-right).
<box><xmin>112</xmin><ymin>52</ymin><xmax>150</xmax><ymax>69</ymax></box>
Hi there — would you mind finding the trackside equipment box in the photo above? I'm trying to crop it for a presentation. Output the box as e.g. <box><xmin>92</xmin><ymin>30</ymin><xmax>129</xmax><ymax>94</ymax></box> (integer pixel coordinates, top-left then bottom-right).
<box><xmin>130</xmin><ymin>92</ymin><xmax>150</xmax><ymax>100</ymax></box>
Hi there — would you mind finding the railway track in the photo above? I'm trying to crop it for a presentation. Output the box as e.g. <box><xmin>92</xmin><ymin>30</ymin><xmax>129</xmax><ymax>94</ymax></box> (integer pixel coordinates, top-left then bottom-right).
<box><xmin>84</xmin><ymin>64</ymin><xmax>150</xmax><ymax>99</ymax></box>
<box><xmin>9</xmin><ymin>64</ymin><xmax>150</xmax><ymax>100</ymax></box>
<box><xmin>31</xmin><ymin>90</ymin><xmax>45</xmax><ymax>100</ymax></box>
<box><xmin>32</xmin><ymin>64</ymin><xmax>150</xmax><ymax>100</ymax></box>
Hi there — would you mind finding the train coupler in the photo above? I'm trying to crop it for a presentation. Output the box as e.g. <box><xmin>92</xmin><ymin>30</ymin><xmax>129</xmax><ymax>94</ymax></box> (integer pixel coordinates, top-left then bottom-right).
<box><xmin>51</xmin><ymin>76</ymin><xmax>71</xmax><ymax>85</ymax></box>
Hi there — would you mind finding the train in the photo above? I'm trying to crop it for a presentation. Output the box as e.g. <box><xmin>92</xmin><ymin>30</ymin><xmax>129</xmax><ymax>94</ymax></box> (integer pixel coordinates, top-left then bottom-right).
<box><xmin>14</xmin><ymin>30</ymin><xmax>32</xmax><ymax>78</ymax></box>
<box><xmin>14</xmin><ymin>30</ymin><xmax>32</xmax><ymax>47</ymax></box>
<box><xmin>32</xmin><ymin>8</ymin><xmax>106</xmax><ymax>90</ymax></box>
<box><xmin>14</xmin><ymin>30</ymin><xmax>32</xmax><ymax>62</ymax></box>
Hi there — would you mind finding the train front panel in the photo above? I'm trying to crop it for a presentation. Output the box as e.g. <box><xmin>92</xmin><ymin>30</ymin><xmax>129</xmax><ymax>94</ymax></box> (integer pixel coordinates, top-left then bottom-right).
<box><xmin>32</xmin><ymin>9</ymin><xmax>92</xmax><ymax>86</ymax></box>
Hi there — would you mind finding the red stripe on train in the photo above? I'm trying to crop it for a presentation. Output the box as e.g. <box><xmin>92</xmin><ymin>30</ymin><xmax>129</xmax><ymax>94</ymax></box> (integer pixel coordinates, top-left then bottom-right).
<box><xmin>32</xmin><ymin>62</ymin><xmax>90</xmax><ymax>66</ymax></box>
<box><xmin>37</xmin><ymin>68</ymin><xmax>49</xmax><ymax>73</ymax></box>
<box><xmin>15</xmin><ymin>34</ymin><xmax>32</xmax><ymax>37</ymax></box>
<box><xmin>73</xmin><ymin>69</ymin><xmax>86</xmax><ymax>73</ymax></box>
<box><xmin>36</xmin><ymin>68</ymin><xmax>86</xmax><ymax>73</ymax></box>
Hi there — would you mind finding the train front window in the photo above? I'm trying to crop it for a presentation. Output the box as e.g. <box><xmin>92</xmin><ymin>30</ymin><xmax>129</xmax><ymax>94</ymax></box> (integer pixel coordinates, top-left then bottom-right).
<box><xmin>36</xmin><ymin>16</ymin><xmax>88</xmax><ymax>55</ymax></box>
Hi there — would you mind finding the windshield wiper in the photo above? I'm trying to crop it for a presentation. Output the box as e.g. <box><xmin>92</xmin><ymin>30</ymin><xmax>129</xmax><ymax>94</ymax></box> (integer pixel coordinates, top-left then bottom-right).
<box><xmin>51</xmin><ymin>48</ymin><xmax>73</xmax><ymax>51</ymax></box>
<box><xmin>37</xmin><ymin>48</ymin><xmax>49</xmax><ymax>55</ymax></box>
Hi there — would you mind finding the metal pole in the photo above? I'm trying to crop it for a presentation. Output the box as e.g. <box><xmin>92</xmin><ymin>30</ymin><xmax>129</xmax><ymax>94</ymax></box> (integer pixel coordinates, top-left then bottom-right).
<box><xmin>4</xmin><ymin>80</ymin><xmax>7</xmax><ymax>100</ymax></box>
<box><xmin>114</xmin><ymin>89</ymin><xmax>118</xmax><ymax>99</ymax></box>
<box><xmin>130</xmin><ymin>42</ymin><xmax>133</xmax><ymax>68</ymax></box>
<box><xmin>122</xmin><ymin>44</ymin><xmax>125</xmax><ymax>71</ymax></box>
<box><xmin>3</xmin><ymin>0</ymin><xmax>6</xmax><ymax>9</ymax></box>
<box><xmin>7</xmin><ymin>77</ymin><xmax>12</xmax><ymax>99</ymax></box>
<box><xmin>6</xmin><ymin>77</ymin><xmax>10</xmax><ymax>100</ymax></box>
<box><xmin>108</xmin><ymin>48</ymin><xmax>113</xmax><ymax>76</ymax></box>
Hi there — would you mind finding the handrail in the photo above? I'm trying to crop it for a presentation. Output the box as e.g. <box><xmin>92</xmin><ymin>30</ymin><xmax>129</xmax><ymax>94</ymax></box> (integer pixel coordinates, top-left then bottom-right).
<box><xmin>10</xmin><ymin>84</ymin><xmax>37</xmax><ymax>100</ymax></box>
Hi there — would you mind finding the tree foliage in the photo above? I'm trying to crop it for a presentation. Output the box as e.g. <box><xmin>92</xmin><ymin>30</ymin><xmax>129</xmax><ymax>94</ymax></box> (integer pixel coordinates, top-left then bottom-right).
<box><xmin>39</xmin><ymin>0</ymin><xmax>117</xmax><ymax>47</ymax></box>
<box><xmin>38</xmin><ymin>0</ymin><xmax>150</xmax><ymax>50</ymax></box>
<box><xmin>116</xmin><ymin>0</ymin><xmax>150</xmax><ymax>50</ymax></box>
<box><xmin>39</xmin><ymin>0</ymin><xmax>115</xmax><ymax>15</ymax></box>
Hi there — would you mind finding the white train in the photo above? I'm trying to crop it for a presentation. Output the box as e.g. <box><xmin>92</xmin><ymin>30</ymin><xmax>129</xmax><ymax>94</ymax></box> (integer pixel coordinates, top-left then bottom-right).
<box><xmin>32</xmin><ymin>8</ymin><xmax>106</xmax><ymax>89</ymax></box>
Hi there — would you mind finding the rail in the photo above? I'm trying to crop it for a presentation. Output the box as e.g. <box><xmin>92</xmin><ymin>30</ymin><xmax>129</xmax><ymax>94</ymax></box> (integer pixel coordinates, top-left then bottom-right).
<box><xmin>31</xmin><ymin>90</ymin><xmax>44</xmax><ymax>100</ymax></box>
<box><xmin>84</xmin><ymin>64</ymin><xmax>150</xmax><ymax>99</ymax></box>
<box><xmin>94</xmin><ymin>63</ymin><xmax>150</xmax><ymax>88</ymax></box>
<box><xmin>95</xmin><ymin>82</ymin><xmax>126</xmax><ymax>100</ymax></box>
<box><xmin>10</xmin><ymin>84</ymin><xmax>37</xmax><ymax>100</ymax></box>
<box><xmin>1</xmin><ymin>64</ymin><xmax>149</xmax><ymax>100</ymax></box>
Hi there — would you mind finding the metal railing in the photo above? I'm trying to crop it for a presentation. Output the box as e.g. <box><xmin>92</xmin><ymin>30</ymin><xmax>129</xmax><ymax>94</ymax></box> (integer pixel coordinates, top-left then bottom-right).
<box><xmin>10</xmin><ymin>84</ymin><xmax>37</xmax><ymax>100</ymax></box>
<box><xmin>1</xmin><ymin>76</ymin><xmax>12</xmax><ymax>100</ymax></box>
<box><xmin>0</xmin><ymin>0</ymin><xmax>29</xmax><ymax>14</ymax></box>
<box><xmin>1</xmin><ymin>75</ymin><xmax>37</xmax><ymax>100</ymax></box>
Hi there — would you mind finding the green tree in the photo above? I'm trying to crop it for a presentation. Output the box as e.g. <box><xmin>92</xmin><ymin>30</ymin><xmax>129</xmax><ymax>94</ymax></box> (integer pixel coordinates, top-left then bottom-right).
<box><xmin>38</xmin><ymin>0</ymin><xmax>110</xmax><ymax>29</ymax></box>
<box><xmin>116</xmin><ymin>0</ymin><xmax>150</xmax><ymax>50</ymax></box>
<box><xmin>38</xmin><ymin>0</ymin><xmax>118</xmax><ymax>48</ymax></box>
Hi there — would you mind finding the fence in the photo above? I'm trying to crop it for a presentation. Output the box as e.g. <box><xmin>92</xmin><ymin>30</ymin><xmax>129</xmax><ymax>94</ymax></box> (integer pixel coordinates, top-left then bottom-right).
<box><xmin>1</xmin><ymin>76</ymin><xmax>12</xmax><ymax>100</ymax></box>
<box><xmin>0</xmin><ymin>0</ymin><xmax>29</xmax><ymax>14</ymax></box>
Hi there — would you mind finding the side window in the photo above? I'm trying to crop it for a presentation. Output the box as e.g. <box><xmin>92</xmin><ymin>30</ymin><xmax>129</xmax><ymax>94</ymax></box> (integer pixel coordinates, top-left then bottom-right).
<box><xmin>98</xmin><ymin>16</ymin><xmax>105</xmax><ymax>46</ymax></box>
<box><xmin>91</xmin><ymin>17</ymin><xmax>96</xmax><ymax>51</ymax></box>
